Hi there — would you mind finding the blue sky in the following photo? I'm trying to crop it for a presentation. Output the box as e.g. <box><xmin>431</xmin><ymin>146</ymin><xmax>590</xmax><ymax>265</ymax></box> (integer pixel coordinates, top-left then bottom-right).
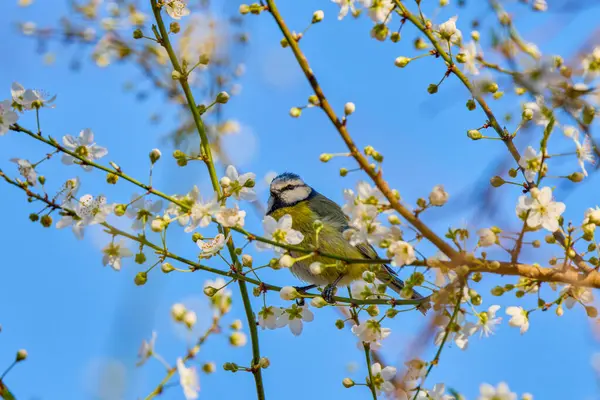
<box><xmin>1</xmin><ymin>0</ymin><xmax>600</xmax><ymax>399</ymax></box>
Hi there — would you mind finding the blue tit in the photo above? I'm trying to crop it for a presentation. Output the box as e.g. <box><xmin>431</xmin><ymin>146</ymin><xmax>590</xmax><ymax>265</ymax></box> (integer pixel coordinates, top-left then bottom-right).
<box><xmin>266</xmin><ymin>172</ymin><xmax>428</xmax><ymax>313</ymax></box>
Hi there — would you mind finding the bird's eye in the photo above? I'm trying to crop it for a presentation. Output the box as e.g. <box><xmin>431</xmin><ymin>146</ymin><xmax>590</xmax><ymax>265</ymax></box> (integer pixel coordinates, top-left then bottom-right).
<box><xmin>281</xmin><ymin>184</ymin><xmax>294</xmax><ymax>191</ymax></box>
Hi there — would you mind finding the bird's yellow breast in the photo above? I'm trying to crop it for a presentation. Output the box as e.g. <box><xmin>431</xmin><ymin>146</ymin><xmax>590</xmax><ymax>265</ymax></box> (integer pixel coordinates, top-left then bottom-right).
<box><xmin>270</xmin><ymin>202</ymin><xmax>369</xmax><ymax>286</ymax></box>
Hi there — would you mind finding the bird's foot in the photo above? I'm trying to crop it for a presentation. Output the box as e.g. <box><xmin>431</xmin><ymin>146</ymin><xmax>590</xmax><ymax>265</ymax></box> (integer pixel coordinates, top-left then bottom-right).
<box><xmin>322</xmin><ymin>284</ymin><xmax>338</xmax><ymax>304</ymax></box>
<box><xmin>293</xmin><ymin>284</ymin><xmax>317</xmax><ymax>306</ymax></box>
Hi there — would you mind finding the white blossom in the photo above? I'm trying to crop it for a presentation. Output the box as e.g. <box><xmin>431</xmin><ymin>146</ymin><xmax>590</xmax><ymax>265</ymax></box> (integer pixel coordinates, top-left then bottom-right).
<box><xmin>257</xmin><ymin>214</ymin><xmax>304</xmax><ymax>252</ymax></box>
<box><xmin>177</xmin><ymin>358</ymin><xmax>200</xmax><ymax>400</ymax></box>
<box><xmin>582</xmin><ymin>46</ymin><xmax>600</xmax><ymax>80</ymax></box>
<box><xmin>166</xmin><ymin>186</ymin><xmax>200</xmax><ymax>227</ymax></box>
<box><xmin>561</xmin><ymin>285</ymin><xmax>593</xmax><ymax>309</ymax></box>
<box><xmin>215</xmin><ymin>205</ymin><xmax>246</xmax><ymax>228</ymax></box>
<box><xmin>463</xmin><ymin>305</ymin><xmax>502</xmax><ymax>338</ymax></box>
<box><xmin>222</xmin><ymin>165</ymin><xmax>256</xmax><ymax>201</ymax></box>
<box><xmin>523</xmin><ymin>96</ymin><xmax>550</xmax><ymax>126</ymax></box>
<box><xmin>126</xmin><ymin>194</ymin><xmax>163</xmax><ymax>231</ymax></box>
<box><xmin>461</xmin><ymin>41</ymin><xmax>480</xmax><ymax>75</ymax></box>
<box><xmin>517</xmin><ymin>187</ymin><xmax>565</xmax><ymax>232</ymax></box>
<box><xmin>387</xmin><ymin>240</ymin><xmax>416</xmax><ymax>267</ymax></box>
<box><xmin>506</xmin><ymin>306</ymin><xmax>529</xmax><ymax>334</ymax></box>
<box><xmin>518</xmin><ymin>146</ymin><xmax>542</xmax><ymax>182</ymax></box>
<box><xmin>331</xmin><ymin>0</ymin><xmax>360</xmax><ymax>20</ymax></box>
<box><xmin>11</xmin><ymin>82</ymin><xmax>56</xmax><ymax>110</ymax></box>
<box><xmin>61</xmin><ymin>129</ymin><xmax>108</xmax><ymax>170</ymax></box>
<box><xmin>477</xmin><ymin>228</ymin><xmax>497</xmax><ymax>247</ymax></box>
<box><xmin>368</xmin><ymin>0</ymin><xmax>393</xmax><ymax>24</ymax></box>
<box><xmin>10</xmin><ymin>158</ymin><xmax>37</xmax><ymax>185</ymax></box>
<box><xmin>370</xmin><ymin>362</ymin><xmax>396</xmax><ymax>394</ymax></box>
<box><xmin>276</xmin><ymin>304</ymin><xmax>314</xmax><ymax>336</ymax></box>
<box><xmin>0</xmin><ymin>100</ymin><xmax>18</xmax><ymax>135</ymax></box>
<box><xmin>197</xmin><ymin>234</ymin><xmax>228</xmax><ymax>258</ymax></box>
<box><xmin>57</xmin><ymin>194</ymin><xmax>113</xmax><ymax>239</ymax></box>
<box><xmin>137</xmin><ymin>331</ymin><xmax>156</xmax><ymax>366</ymax></box>
<box><xmin>351</xmin><ymin>319</ymin><xmax>391</xmax><ymax>343</ymax></box>
<box><xmin>478</xmin><ymin>382</ymin><xmax>516</xmax><ymax>400</ymax></box>
<box><xmin>429</xmin><ymin>185</ymin><xmax>449</xmax><ymax>206</ymax></box>
<box><xmin>185</xmin><ymin>195</ymin><xmax>219</xmax><ymax>232</ymax></box>
<box><xmin>351</xmin><ymin>280</ymin><xmax>378</xmax><ymax>300</ymax></box>
<box><xmin>574</xmin><ymin>135</ymin><xmax>595</xmax><ymax>177</ymax></box>
<box><xmin>165</xmin><ymin>0</ymin><xmax>191</xmax><ymax>20</ymax></box>
<box><xmin>258</xmin><ymin>306</ymin><xmax>283</xmax><ymax>330</ymax></box>
<box><xmin>279</xmin><ymin>286</ymin><xmax>299</xmax><ymax>300</ymax></box>
<box><xmin>101</xmin><ymin>239</ymin><xmax>133</xmax><ymax>271</ymax></box>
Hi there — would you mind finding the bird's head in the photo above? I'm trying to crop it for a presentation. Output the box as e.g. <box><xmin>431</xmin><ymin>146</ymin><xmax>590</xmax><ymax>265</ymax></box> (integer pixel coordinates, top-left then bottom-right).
<box><xmin>267</xmin><ymin>172</ymin><xmax>313</xmax><ymax>214</ymax></box>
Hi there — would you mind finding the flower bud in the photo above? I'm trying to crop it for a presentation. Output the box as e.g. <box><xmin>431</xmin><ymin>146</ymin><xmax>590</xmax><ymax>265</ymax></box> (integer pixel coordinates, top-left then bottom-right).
<box><xmin>427</xmin><ymin>84</ymin><xmax>438</xmax><ymax>94</ymax></box>
<box><xmin>344</xmin><ymin>102</ymin><xmax>356</xmax><ymax>115</ymax></box>
<box><xmin>204</xmin><ymin>286</ymin><xmax>218</xmax><ymax>297</ymax></box>
<box><xmin>198</xmin><ymin>54</ymin><xmax>210</xmax><ymax>65</ymax></box>
<box><xmin>229</xmin><ymin>332</ymin><xmax>247</xmax><ymax>347</ymax></box>
<box><xmin>16</xmin><ymin>349</ymin><xmax>28</xmax><ymax>362</ymax></box>
<box><xmin>239</xmin><ymin>4</ymin><xmax>250</xmax><ymax>14</ymax></box>
<box><xmin>171</xmin><ymin>70</ymin><xmax>182</xmax><ymax>80</ymax></box>
<box><xmin>310</xmin><ymin>262</ymin><xmax>323</xmax><ymax>275</ymax></box>
<box><xmin>366</xmin><ymin>304</ymin><xmax>379</xmax><ymax>317</ymax></box>
<box><xmin>342</xmin><ymin>378</ymin><xmax>355</xmax><ymax>388</ymax></box>
<box><xmin>335</xmin><ymin>319</ymin><xmax>345</xmax><ymax>329</ymax></box>
<box><xmin>149</xmin><ymin>148</ymin><xmax>161</xmax><ymax>164</ymax></box>
<box><xmin>242</xmin><ymin>254</ymin><xmax>253</xmax><ymax>267</ymax></box>
<box><xmin>279</xmin><ymin>286</ymin><xmax>299</xmax><ymax>300</ymax></box>
<box><xmin>216</xmin><ymin>91</ymin><xmax>230</xmax><ymax>104</ymax></box>
<box><xmin>491</xmin><ymin>286</ymin><xmax>505</xmax><ymax>296</ymax></box>
<box><xmin>308</xmin><ymin>95</ymin><xmax>319</xmax><ymax>105</ymax></box>
<box><xmin>490</xmin><ymin>176</ymin><xmax>505</xmax><ymax>187</ymax></box>
<box><xmin>471</xmin><ymin>30</ymin><xmax>480</xmax><ymax>41</ymax></box>
<box><xmin>487</xmin><ymin>82</ymin><xmax>499</xmax><ymax>93</ymax></box>
<box><xmin>289</xmin><ymin>107</ymin><xmax>301</xmax><ymax>118</ymax></box>
<box><xmin>522</xmin><ymin>108</ymin><xmax>534</xmax><ymax>121</ymax></box>
<box><xmin>429</xmin><ymin>185</ymin><xmax>449</xmax><ymax>206</ymax></box>
<box><xmin>319</xmin><ymin>153</ymin><xmax>332</xmax><ymax>162</ymax></box>
<box><xmin>29</xmin><ymin>213</ymin><xmax>39</xmax><ymax>222</ymax></box>
<box><xmin>114</xmin><ymin>204</ymin><xmax>127</xmax><ymax>216</ymax></box>
<box><xmin>162</xmin><ymin>262</ymin><xmax>175</xmax><ymax>273</ymax></box>
<box><xmin>394</xmin><ymin>56</ymin><xmax>411</xmax><ymax>68</ymax></box>
<box><xmin>390</xmin><ymin>32</ymin><xmax>401</xmax><ymax>42</ymax></box>
<box><xmin>279</xmin><ymin>255</ymin><xmax>294</xmax><ymax>268</ymax></box>
<box><xmin>312</xmin><ymin>10</ymin><xmax>324</xmax><ymax>23</ymax></box>
<box><xmin>556</xmin><ymin>305</ymin><xmax>564</xmax><ymax>317</ymax></box>
<box><xmin>40</xmin><ymin>215</ymin><xmax>52</xmax><ymax>227</ymax></box>
<box><xmin>133</xmin><ymin>29</ymin><xmax>143</xmax><ymax>39</ymax></box>
<box><xmin>362</xmin><ymin>271</ymin><xmax>376</xmax><ymax>284</ymax></box>
<box><xmin>310</xmin><ymin>296</ymin><xmax>328</xmax><ymax>308</ymax></box>
<box><xmin>134</xmin><ymin>272</ymin><xmax>147</xmax><ymax>286</ymax></box>
<box><xmin>456</xmin><ymin>53</ymin><xmax>467</xmax><ymax>63</ymax></box>
<box><xmin>466</xmin><ymin>99</ymin><xmax>476</xmax><ymax>110</ymax></box>
<box><xmin>135</xmin><ymin>252</ymin><xmax>146</xmax><ymax>264</ymax></box>
<box><xmin>151</xmin><ymin>217</ymin><xmax>167</xmax><ymax>232</ymax></box>
<box><xmin>467</xmin><ymin>129</ymin><xmax>482</xmax><ymax>140</ymax></box>
<box><xmin>183</xmin><ymin>311</ymin><xmax>197</xmax><ymax>329</ymax></box>
<box><xmin>106</xmin><ymin>172</ymin><xmax>119</xmax><ymax>184</ymax></box>
<box><xmin>223</xmin><ymin>362</ymin><xmax>238</xmax><ymax>371</ymax></box>
<box><xmin>568</xmin><ymin>172</ymin><xmax>584</xmax><ymax>182</ymax></box>
<box><xmin>259</xmin><ymin>357</ymin><xmax>270</xmax><ymax>369</ymax></box>
<box><xmin>203</xmin><ymin>362</ymin><xmax>216</xmax><ymax>374</ymax></box>
<box><xmin>170</xmin><ymin>22</ymin><xmax>180</xmax><ymax>33</ymax></box>
<box><xmin>171</xmin><ymin>303</ymin><xmax>186</xmax><ymax>321</ymax></box>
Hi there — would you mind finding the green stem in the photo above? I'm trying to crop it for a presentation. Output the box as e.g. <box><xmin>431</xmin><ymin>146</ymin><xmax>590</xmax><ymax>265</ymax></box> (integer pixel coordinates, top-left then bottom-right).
<box><xmin>364</xmin><ymin>345</ymin><xmax>378</xmax><ymax>400</ymax></box>
<box><xmin>411</xmin><ymin>283</ymin><xmax>464</xmax><ymax>400</ymax></box>
<box><xmin>155</xmin><ymin>3</ymin><xmax>266</xmax><ymax>397</ymax></box>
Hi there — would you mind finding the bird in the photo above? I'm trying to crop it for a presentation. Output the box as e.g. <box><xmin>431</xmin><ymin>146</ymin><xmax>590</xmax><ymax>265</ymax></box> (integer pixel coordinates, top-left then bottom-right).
<box><xmin>266</xmin><ymin>172</ymin><xmax>428</xmax><ymax>314</ymax></box>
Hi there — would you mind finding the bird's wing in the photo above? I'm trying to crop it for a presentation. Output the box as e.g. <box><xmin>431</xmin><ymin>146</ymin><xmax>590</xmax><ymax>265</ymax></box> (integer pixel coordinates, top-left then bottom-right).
<box><xmin>306</xmin><ymin>192</ymin><xmax>379</xmax><ymax>259</ymax></box>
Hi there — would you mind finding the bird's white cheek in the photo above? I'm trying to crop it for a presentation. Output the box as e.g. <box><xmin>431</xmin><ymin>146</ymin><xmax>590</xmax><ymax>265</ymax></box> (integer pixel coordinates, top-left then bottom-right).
<box><xmin>282</xmin><ymin>187</ymin><xmax>311</xmax><ymax>204</ymax></box>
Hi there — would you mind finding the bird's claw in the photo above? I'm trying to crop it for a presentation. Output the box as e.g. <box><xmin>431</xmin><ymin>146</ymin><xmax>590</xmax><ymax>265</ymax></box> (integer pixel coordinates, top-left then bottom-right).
<box><xmin>322</xmin><ymin>284</ymin><xmax>337</xmax><ymax>304</ymax></box>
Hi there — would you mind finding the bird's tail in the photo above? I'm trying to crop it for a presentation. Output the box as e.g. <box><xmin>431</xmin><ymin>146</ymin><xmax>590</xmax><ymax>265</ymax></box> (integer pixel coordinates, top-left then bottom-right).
<box><xmin>376</xmin><ymin>265</ymin><xmax>430</xmax><ymax>315</ymax></box>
